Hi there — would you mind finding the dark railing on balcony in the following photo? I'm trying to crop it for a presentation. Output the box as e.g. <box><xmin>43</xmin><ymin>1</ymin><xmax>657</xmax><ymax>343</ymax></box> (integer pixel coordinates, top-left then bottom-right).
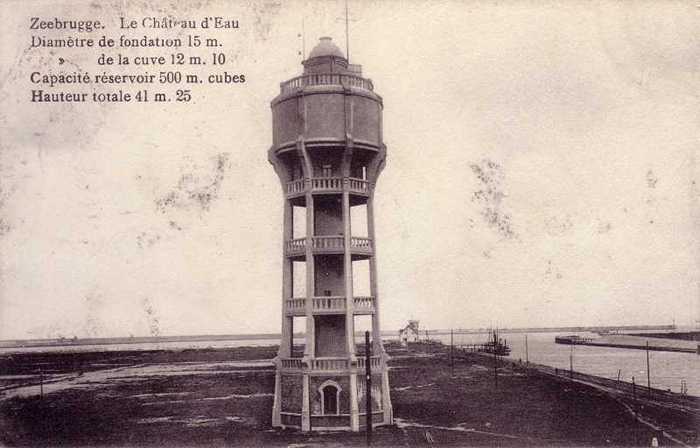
<box><xmin>311</xmin><ymin>177</ymin><xmax>343</xmax><ymax>191</ymax></box>
<box><xmin>280</xmin><ymin>74</ymin><xmax>374</xmax><ymax>94</ymax></box>
<box><xmin>281</xmin><ymin>358</ymin><xmax>303</xmax><ymax>369</ymax></box>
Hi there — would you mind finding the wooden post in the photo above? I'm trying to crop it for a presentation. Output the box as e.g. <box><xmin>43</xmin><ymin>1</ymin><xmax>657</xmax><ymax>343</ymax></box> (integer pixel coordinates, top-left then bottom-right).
<box><xmin>450</xmin><ymin>329</ymin><xmax>454</xmax><ymax>377</ymax></box>
<box><xmin>569</xmin><ymin>344</ymin><xmax>573</xmax><ymax>378</ymax></box>
<box><xmin>365</xmin><ymin>331</ymin><xmax>372</xmax><ymax>446</ymax></box>
<box><xmin>525</xmin><ymin>333</ymin><xmax>529</xmax><ymax>366</ymax></box>
<box><xmin>493</xmin><ymin>343</ymin><xmax>498</xmax><ymax>389</ymax></box>
<box><xmin>39</xmin><ymin>368</ymin><xmax>43</xmax><ymax>399</ymax></box>
<box><xmin>646</xmin><ymin>341</ymin><xmax>651</xmax><ymax>398</ymax></box>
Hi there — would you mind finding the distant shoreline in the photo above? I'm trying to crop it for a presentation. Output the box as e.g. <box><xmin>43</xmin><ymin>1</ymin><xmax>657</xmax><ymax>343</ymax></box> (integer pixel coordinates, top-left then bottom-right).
<box><xmin>0</xmin><ymin>324</ymin><xmax>677</xmax><ymax>349</ymax></box>
<box><xmin>0</xmin><ymin>333</ymin><xmax>281</xmax><ymax>349</ymax></box>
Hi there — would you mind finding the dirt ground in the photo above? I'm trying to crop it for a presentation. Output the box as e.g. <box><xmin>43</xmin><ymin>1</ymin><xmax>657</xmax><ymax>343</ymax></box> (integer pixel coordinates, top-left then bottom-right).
<box><xmin>0</xmin><ymin>343</ymin><xmax>696</xmax><ymax>446</ymax></box>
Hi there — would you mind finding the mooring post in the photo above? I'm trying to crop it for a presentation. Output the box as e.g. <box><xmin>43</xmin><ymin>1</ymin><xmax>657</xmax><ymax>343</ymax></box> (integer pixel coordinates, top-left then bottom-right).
<box><xmin>365</xmin><ymin>331</ymin><xmax>372</xmax><ymax>446</ymax></box>
<box><xmin>39</xmin><ymin>368</ymin><xmax>43</xmax><ymax>399</ymax></box>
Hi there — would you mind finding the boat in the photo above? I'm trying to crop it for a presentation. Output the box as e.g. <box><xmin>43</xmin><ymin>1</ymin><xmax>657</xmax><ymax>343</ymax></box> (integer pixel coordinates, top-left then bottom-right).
<box><xmin>478</xmin><ymin>329</ymin><xmax>511</xmax><ymax>356</ymax></box>
<box><xmin>555</xmin><ymin>335</ymin><xmax>593</xmax><ymax>345</ymax></box>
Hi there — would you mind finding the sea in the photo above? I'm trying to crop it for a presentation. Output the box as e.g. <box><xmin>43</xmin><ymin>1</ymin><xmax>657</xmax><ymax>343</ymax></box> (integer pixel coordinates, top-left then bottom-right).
<box><xmin>441</xmin><ymin>331</ymin><xmax>699</xmax><ymax>397</ymax></box>
<box><xmin>1</xmin><ymin>331</ymin><xmax>698</xmax><ymax>397</ymax></box>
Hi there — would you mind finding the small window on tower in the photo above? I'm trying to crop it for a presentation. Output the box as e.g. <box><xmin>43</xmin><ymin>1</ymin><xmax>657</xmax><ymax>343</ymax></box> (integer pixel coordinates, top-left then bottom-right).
<box><xmin>322</xmin><ymin>164</ymin><xmax>332</xmax><ymax>178</ymax></box>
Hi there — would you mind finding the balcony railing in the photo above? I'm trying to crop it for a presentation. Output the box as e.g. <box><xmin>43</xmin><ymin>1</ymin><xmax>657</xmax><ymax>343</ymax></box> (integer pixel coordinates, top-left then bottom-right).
<box><xmin>285</xmin><ymin>297</ymin><xmax>306</xmax><ymax>312</ymax></box>
<box><xmin>350</xmin><ymin>237</ymin><xmax>372</xmax><ymax>253</ymax></box>
<box><xmin>353</xmin><ymin>296</ymin><xmax>375</xmax><ymax>313</ymax></box>
<box><xmin>354</xmin><ymin>356</ymin><xmax>382</xmax><ymax>370</ymax></box>
<box><xmin>281</xmin><ymin>358</ymin><xmax>303</xmax><ymax>369</ymax></box>
<box><xmin>285</xmin><ymin>296</ymin><xmax>375</xmax><ymax>315</ymax></box>
<box><xmin>347</xmin><ymin>178</ymin><xmax>370</xmax><ymax>193</ymax></box>
<box><xmin>312</xmin><ymin>177</ymin><xmax>343</xmax><ymax>191</ymax></box>
<box><xmin>280</xmin><ymin>74</ymin><xmax>374</xmax><ymax>95</ymax></box>
<box><xmin>287</xmin><ymin>178</ymin><xmax>305</xmax><ymax>194</ymax></box>
<box><xmin>312</xmin><ymin>296</ymin><xmax>346</xmax><ymax>312</ymax></box>
<box><xmin>312</xmin><ymin>236</ymin><xmax>344</xmax><ymax>251</ymax></box>
<box><xmin>285</xmin><ymin>238</ymin><xmax>307</xmax><ymax>256</ymax></box>
<box><xmin>285</xmin><ymin>177</ymin><xmax>370</xmax><ymax>197</ymax></box>
<box><xmin>280</xmin><ymin>356</ymin><xmax>383</xmax><ymax>372</ymax></box>
<box><xmin>309</xmin><ymin>357</ymin><xmax>349</xmax><ymax>371</ymax></box>
<box><xmin>285</xmin><ymin>236</ymin><xmax>373</xmax><ymax>256</ymax></box>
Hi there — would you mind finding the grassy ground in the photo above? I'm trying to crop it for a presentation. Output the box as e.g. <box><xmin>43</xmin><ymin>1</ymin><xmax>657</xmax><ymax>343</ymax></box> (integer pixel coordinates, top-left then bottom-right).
<box><xmin>0</xmin><ymin>343</ymin><xmax>696</xmax><ymax>446</ymax></box>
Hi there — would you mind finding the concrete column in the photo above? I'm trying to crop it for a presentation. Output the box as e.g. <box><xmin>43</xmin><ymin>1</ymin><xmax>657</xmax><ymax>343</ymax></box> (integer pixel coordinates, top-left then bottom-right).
<box><xmin>301</xmin><ymin>374</ymin><xmax>311</xmax><ymax>431</ymax></box>
<box><xmin>297</xmin><ymin>137</ymin><xmax>316</xmax><ymax>358</ymax></box>
<box><xmin>342</xmin><ymin>137</ymin><xmax>355</xmax><ymax>357</ymax></box>
<box><xmin>287</xmin><ymin>317</ymin><xmax>294</xmax><ymax>356</ymax></box>
<box><xmin>343</xmin><ymin>188</ymin><xmax>355</xmax><ymax>355</ymax></box>
<box><xmin>304</xmin><ymin>192</ymin><xmax>315</xmax><ymax>357</ymax></box>
<box><xmin>272</xmin><ymin>369</ymin><xmax>282</xmax><ymax>427</ymax></box>
<box><xmin>381</xmin><ymin>368</ymin><xmax>393</xmax><ymax>424</ymax></box>
<box><xmin>349</xmin><ymin>372</ymin><xmax>360</xmax><ymax>431</ymax></box>
<box><xmin>280</xmin><ymin>200</ymin><xmax>293</xmax><ymax>357</ymax></box>
<box><xmin>367</xmin><ymin>194</ymin><xmax>383</xmax><ymax>353</ymax></box>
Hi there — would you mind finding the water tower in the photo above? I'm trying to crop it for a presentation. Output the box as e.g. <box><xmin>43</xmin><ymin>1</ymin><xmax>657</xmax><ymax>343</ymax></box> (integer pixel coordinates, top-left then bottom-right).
<box><xmin>268</xmin><ymin>37</ymin><xmax>393</xmax><ymax>431</ymax></box>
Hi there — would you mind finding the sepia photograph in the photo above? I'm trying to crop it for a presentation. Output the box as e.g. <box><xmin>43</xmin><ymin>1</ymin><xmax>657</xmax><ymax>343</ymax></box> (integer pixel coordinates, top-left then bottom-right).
<box><xmin>0</xmin><ymin>0</ymin><xmax>698</xmax><ymax>446</ymax></box>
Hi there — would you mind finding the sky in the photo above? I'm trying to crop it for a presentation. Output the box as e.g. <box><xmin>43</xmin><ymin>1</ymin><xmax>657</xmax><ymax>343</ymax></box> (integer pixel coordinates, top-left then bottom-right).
<box><xmin>0</xmin><ymin>0</ymin><xmax>698</xmax><ymax>339</ymax></box>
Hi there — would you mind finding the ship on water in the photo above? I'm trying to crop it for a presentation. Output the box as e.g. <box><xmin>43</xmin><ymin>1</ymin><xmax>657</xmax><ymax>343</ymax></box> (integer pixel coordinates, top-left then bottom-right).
<box><xmin>478</xmin><ymin>329</ymin><xmax>511</xmax><ymax>356</ymax></box>
<box><xmin>554</xmin><ymin>335</ymin><xmax>595</xmax><ymax>345</ymax></box>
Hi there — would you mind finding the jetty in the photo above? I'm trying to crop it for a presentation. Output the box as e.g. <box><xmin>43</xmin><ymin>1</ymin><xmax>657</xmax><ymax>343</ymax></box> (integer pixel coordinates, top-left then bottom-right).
<box><xmin>456</xmin><ymin>329</ymin><xmax>511</xmax><ymax>356</ymax></box>
<box><xmin>555</xmin><ymin>334</ymin><xmax>700</xmax><ymax>354</ymax></box>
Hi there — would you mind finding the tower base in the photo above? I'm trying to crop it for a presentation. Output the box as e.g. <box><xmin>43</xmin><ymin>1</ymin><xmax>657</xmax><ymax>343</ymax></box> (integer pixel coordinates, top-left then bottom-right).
<box><xmin>272</xmin><ymin>357</ymin><xmax>393</xmax><ymax>432</ymax></box>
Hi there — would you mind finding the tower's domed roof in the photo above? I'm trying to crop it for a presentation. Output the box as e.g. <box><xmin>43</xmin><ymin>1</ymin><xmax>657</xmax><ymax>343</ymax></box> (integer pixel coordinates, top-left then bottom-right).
<box><xmin>308</xmin><ymin>37</ymin><xmax>345</xmax><ymax>59</ymax></box>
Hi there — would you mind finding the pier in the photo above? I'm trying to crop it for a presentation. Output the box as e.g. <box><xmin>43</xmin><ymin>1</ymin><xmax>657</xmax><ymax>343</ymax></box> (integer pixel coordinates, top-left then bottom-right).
<box><xmin>554</xmin><ymin>334</ymin><xmax>700</xmax><ymax>354</ymax></box>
